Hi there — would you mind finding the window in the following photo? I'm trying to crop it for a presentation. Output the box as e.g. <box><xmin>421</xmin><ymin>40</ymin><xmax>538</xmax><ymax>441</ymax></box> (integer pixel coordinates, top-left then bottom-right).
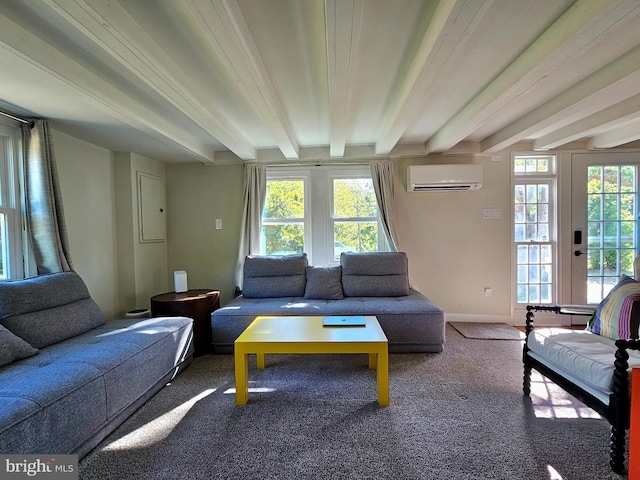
<box><xmin>332</xmin><ymin>177</ymin><xmax>378</xmax><ymax>260</ymax></box>
<box><xmin>513</xmin><ymin>155</ymin><xmax>556</xmax><ymax>305</ymax></box>
<box><xmin>262</xmin><ymin>165</ymin><xmax>384</xmax><ymax>265</ymax></box>
<box><xmin>262</xmin><ymin>176</ymin><xmax>307</xmax><ymax>256</ymax></box>
<box><xmin>0</xmin><ymin>121</ymin><xmax>24</xmax><ymax>280</ymax></box>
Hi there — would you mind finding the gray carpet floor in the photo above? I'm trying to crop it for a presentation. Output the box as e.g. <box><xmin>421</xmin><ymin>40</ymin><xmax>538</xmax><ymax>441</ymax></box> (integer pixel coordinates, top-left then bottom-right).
<box><xmin>79</xmin><ymin>325</ymin><xmax>625</xmax><ymax>480</ymax></box>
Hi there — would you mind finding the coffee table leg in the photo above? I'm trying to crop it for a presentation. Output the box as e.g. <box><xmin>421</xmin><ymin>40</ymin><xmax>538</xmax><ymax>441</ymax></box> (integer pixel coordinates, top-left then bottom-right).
<box><xmin>234</xmin><ymin>352</ymin><xmax>249</xmax><ymax>406</ymax></box>
<box><xmin>256</xmin><ymin>352</ymin><xmax>266</xmax><ymax>369</ymax></box>
<box><xmin>368</xmin><ymin>353</ymin><xmax>376</xmax><ymax>369</ymax></box>
<box><xmin>376</xmin><ymin>350</ymin><xmax>389</xmax><ymax>407</ymax></box>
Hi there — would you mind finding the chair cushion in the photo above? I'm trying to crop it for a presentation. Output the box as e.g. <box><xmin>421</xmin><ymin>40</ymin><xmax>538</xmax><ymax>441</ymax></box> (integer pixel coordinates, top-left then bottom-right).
<box><xmin>588</xmin><ymin>275</ymin><xmax>640</xmax><ymax>340</ymax></box>
<box><xmin>340</xmin><ymin>252</ymin><xmax>410</xmax><ymax>297</ymax></box>
<box><xmin>304</xmin><ymin>266</ymin><xmax>344</xmax><ymax>300</ymax></box>
<box><xmin>0</xmin><ymin>325</ymin><xmax>38</xmax><ymax>367</ymax></box>
<box><xmin>527</xmin><ymin>328</ymin><xmax>640</xmax><ymax>403</ymax></box>
<box><xmin>243</xmin><ymin>254</ymin><xmax>308</xmax><ymax>298</ymax></box>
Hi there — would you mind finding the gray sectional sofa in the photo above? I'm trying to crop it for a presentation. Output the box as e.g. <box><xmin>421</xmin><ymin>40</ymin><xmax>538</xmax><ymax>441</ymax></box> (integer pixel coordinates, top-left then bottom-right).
<box><xmin>0</xmin><ymin>272</ymin><xmax>193</xmax><ymax>458</ymax></box>
<box><xmin>211</xmin><ymin>252</ymin><xmax>445</xmax><ymax>353</ymax></box>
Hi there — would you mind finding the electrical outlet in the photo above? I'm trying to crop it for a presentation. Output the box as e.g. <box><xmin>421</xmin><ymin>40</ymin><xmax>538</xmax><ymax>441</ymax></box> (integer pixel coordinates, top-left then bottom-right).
<box><xmin>484</xmin><ymin>287</ymin><xmax>492</xmax><ymax>297</ymax></box>
<box><xmin>215</xmin><ymin>219</ymin><xmax>222</xmax><ymax>230</ymax></box>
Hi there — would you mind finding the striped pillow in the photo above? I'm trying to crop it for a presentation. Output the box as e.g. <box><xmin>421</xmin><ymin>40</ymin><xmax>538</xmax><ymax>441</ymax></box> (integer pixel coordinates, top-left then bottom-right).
<box><xmin>589</xmin><ymin>275</ymin><xmax>640</xmax><ymax>340</ymax></box>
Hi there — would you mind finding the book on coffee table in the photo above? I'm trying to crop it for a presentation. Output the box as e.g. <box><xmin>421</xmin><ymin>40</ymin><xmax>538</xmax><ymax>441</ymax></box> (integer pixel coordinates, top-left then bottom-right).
<box><xmin>322</xmin><ymin>315</ymin><xmax>366</xmax><ymax>327</ymax></box>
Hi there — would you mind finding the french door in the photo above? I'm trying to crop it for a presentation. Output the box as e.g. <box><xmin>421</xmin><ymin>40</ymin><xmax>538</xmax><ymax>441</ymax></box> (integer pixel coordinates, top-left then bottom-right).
<box><xmin>571</xmin><ymin>153</ymin><xmax>640</xmax><ymax>306</ymax></box>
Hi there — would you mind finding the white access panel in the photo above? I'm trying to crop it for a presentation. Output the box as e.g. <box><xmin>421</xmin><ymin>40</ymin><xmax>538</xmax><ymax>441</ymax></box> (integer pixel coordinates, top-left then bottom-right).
<box><xmin>137</xmin><ymin>171</ymin><xmax>166</xmax><ymax>242</ymax></box>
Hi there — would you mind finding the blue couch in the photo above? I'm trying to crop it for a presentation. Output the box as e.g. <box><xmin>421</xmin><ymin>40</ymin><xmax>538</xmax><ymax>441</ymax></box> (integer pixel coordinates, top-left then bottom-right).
<box><xmin>211</xmin><ymin>252</ymin><xmax>445</xmax><ymax>353</ymax></box>
<box><xmin>0</xmin><ymin>272</ymin><xmax>193</xmax><ymax>458</ymax></box>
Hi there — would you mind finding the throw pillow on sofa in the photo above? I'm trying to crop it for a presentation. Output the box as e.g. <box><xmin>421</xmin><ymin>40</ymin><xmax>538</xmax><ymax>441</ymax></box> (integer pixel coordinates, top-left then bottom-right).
<box><xmin>304</xmin><ymin>266</ymin><xmax>344</xmax><ymax>300</ymax></box>
<box><xmin>588</xmin><ymin>275</ymin><xmax>640</xmax><ymax>340</ymax></box>
<box><xmin>0</xmin><ymin>325</ymin><xmax>38</xmax><ymax>367</ymax></box>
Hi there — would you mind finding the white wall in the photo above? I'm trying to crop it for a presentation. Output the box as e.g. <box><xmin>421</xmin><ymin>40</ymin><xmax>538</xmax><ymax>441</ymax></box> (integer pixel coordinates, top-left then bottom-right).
<box><xmin>55</xmin><ymin>131</ymin><xmax>169</xmax><ymax>319</ymax></box>
<box><xmin>165</xmin><ymin>163</ymin><xmax>244</xmax><ymax>306</ymax></box>
<box><xmin>53</xmin><ymin>130</ymin><xmax>119</xmax><ymax>319</ymax></box>
<box><xmin>114</xmin><ymin>152</ymin><xmax>169</xmax><ymax>314</ymax></box>
<box><xmin>395</xmin><ymin>154</ymin><xmax>512</xmax><ymax>322</ymax></box>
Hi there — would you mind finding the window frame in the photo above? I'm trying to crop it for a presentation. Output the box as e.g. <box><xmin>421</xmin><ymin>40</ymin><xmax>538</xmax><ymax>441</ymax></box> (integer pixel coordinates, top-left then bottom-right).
<box><xmin>261</xmin><ymin>169</ymin><xmax>311</xmax><ymax>257</ymax></box>
<box><xmin>512</xmin><ymin>154</ymin><xmax>557</xmax><ymax>307</ymax></box>
<box><xmin>263</xmin><ymin>164</ymin><xmax>383</xmax><ymax>265</ymax></box>
<box><xmin>0</xmin><ymin>120</ymin><xmax>25</xmax><ymax>280</ymax></box>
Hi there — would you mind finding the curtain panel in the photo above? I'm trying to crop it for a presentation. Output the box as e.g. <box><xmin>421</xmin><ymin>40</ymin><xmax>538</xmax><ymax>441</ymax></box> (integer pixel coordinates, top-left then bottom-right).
<box><xmin>22</xmin><ymin>120</ymin><xmax>73</xmax><ymax>274</ymax></box>
<box><xmin>235</xmin><ymin>163</ymin><xmax>266</xmax><ymax>289</ymax></box>
<box><xmin>370</xmin><ymin>159</ymin><xmax>399</xmax><ymax>252</ymax></box>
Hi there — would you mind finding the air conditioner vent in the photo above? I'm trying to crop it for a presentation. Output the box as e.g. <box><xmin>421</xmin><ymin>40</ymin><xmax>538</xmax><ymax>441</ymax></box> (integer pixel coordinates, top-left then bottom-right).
<box><xmin>407</xmin><ymin>164</ymin><xmax>482</xmax><ymax>192</ymax></box>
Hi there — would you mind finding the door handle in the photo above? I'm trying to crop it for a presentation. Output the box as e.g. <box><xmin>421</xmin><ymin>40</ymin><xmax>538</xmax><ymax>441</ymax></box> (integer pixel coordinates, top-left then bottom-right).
<box><xmin>574</xmin><ymin>250</ymin><xmax>586</xmax><ymax>256</ymax></box>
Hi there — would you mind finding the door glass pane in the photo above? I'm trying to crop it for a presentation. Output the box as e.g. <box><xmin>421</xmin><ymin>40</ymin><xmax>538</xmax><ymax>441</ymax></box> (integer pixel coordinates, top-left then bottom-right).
<box><xmin>586</xmin><ymin>164</ymin><xmax>638</xmax><ymax>303</ymax></box>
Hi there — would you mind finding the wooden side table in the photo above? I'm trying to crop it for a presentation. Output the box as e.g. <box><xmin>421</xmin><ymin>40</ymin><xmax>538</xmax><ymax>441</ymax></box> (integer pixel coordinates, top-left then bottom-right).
<box><xmin>150</xmin><ymin>289</ymin><xmax>220</xmax><ymax>356</ymax></box>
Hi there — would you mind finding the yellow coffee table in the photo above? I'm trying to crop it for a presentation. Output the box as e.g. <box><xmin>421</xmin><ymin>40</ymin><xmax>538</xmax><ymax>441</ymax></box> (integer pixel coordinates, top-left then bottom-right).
<box><xmin>234</xmin><ymin>315</ymin><xmax>389</xmax><ymax>406</ymax></box>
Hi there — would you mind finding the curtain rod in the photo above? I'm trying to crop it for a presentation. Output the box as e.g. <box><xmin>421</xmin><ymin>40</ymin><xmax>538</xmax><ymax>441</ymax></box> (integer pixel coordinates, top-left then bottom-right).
<box><xmin>0</xmin><ymin>110</ymin><xmax>34</xmax><ymax>127</ymax></box>
<box><xmin>265</xmin><ymin>160</ymin><xmax>370</xmax><ymax>167</ymax></box>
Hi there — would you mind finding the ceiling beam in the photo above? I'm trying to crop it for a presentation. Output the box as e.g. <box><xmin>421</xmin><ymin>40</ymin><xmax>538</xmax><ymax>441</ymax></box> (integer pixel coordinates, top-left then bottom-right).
<box><xmin>533</xmin><ymin>93</ymin><xmax>640</xmax><ymax>150</ymax></box>
<box><xmin>182</xmin><ymin>0</ymin><xmax>299</xmax><ymax>160</ymax></box>
<box><xmin>43</xmin><ymin>0</ymin><xmax>258</xmax><ymax>161</ymax></box>
<box><xmin>375</xmin><ymin>0</ymin><xmax>493</xmax><ymax>157</ymax></box>
<box><xmin>0</xmin><ymin>10</ymin><xmax>213</xmax><ymax>162</ymax></box>
<box><xmin>427</xmin><ymin>0</ymin><xmax>640</xmax><ymax>154</ymax></box>
<box><xmin>482</xmin><ymin>44</ymin><xmax>640</xmax><ymax>152</ymax></box>
<box><xmin>325</xmin><ymin>0</ymin><xmax>364</xmax><ymax>158</ymax></box>
<box><xmin>587</xmin><ymin>118</ymin><xmax>640</xmax><ymax>149</ymax></box>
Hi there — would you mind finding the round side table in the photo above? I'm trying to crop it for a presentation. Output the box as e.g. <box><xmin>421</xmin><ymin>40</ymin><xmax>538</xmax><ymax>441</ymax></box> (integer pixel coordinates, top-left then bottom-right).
<box><xmin>150</xmin><ymin>289</ymin><xmax>220</xmax><ymax>356</ymax></box>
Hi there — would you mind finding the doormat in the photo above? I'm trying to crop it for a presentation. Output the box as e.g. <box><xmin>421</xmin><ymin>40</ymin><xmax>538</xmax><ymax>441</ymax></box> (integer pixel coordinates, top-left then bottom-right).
<box><xmin>449</xmin><ymin>322</ymin><xmax>526</xmax><ymax>340</ymax></box>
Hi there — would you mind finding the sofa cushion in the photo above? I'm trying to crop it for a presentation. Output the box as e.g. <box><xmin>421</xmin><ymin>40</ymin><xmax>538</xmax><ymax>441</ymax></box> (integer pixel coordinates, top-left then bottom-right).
<box><xmin>243</xmin><ymin>254</ymin><xmax>308</xmax><ymax>298</ymax></box>
<box><xmin>340</xmin><ymin>252</ymin><xmax>410</xmax><ymax>297</ymax></box>
<box><xmin>0</xmin><ymin>325</ymin><xmax>38</xmax><ymax>367</ymax></box>
<box><xmin>588</xmin><ymin>275</ymin><xmax>640</xmax><ymax>340</ymax></box>
<box><xmin>0</xmin><ymin>272</ymin><xmax>106</xmax><ymax>348</ymax></box>
<box><xmin>304</xmin><ymin>266</ymin><xmax>344</xmax><ymax>300</ymax></box>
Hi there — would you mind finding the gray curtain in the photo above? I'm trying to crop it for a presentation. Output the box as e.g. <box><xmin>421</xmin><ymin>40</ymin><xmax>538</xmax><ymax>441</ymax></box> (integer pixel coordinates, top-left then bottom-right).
<box><xmin>22</xmin><ymin>120</ymin><xmax>73</xmax><ymax>274</ymax></box>
<box><xmin>235</xmin><ymin>163</ymin><xmax>266</xmax><ymax>289</ymax></box>
<box><xmin>370</xmin><ymin>159</ymin><xmax>399</xmax><ymax>252</ymax></box>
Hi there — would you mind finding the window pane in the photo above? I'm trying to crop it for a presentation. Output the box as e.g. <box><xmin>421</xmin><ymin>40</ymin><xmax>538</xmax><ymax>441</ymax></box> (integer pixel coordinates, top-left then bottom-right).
<box><xmin>334</xmin><ymin>221</ymin><xmax>378</xmax><ymax>259</ymax></box>
<box><xmin>262</xmin><ymin>223</ymin><xmax>304</xmax><ymax>255</ymax></box>
<box><xmin>588</xmin><ymin>166</ymin><xmax>602</xmax><ymax>193</ymax></box>
<box><xmin>517</xmin><ymin>245</ymin><xmax>528</xmax><ymax>263</ymax></box>
<box><xmin>333</xmin><ymin>179</ymin><xmax>377</xmax><ymax>218</ymax></box>
<box><xmin>264</xmin><ymin>180</ymin><xmax>304</xmax><ymax>219</ymax></box>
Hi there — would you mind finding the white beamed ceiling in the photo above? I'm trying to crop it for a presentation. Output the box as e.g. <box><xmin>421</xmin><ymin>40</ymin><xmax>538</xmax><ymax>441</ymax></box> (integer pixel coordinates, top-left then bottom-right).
<box><xmin>1</xmin><ymin>0</ymin><xmax>640</xmax><ymax>164</ymax></box>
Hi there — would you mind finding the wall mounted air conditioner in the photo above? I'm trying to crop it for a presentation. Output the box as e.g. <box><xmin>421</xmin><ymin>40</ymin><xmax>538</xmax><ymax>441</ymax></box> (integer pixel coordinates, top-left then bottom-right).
<box><xmin>407</xmin><ymin>164</ymin><xmax>483</xmax><ymax>192</ymax></box>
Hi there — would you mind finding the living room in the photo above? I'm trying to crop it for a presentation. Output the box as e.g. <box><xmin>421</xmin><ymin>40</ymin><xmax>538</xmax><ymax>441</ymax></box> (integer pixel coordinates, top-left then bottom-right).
<box><xmin>2</xmin><ymin>1</ymin><xmax>640</xmax><ymax>478</ymax></box>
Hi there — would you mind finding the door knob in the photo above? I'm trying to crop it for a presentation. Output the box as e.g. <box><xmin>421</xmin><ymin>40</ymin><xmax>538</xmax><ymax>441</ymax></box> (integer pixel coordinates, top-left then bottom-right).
<box><xmin>574</xmin><ymin>250</ymin><xmax>586</xmax><ymax>256</ymax></box>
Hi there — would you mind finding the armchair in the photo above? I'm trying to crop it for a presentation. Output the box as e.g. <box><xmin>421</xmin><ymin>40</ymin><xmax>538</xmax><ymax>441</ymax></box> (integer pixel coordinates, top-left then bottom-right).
<box><xmin>523</xmin><ymin>258</ymin><xmax>640</xmax><ymax>474</ymax></box>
